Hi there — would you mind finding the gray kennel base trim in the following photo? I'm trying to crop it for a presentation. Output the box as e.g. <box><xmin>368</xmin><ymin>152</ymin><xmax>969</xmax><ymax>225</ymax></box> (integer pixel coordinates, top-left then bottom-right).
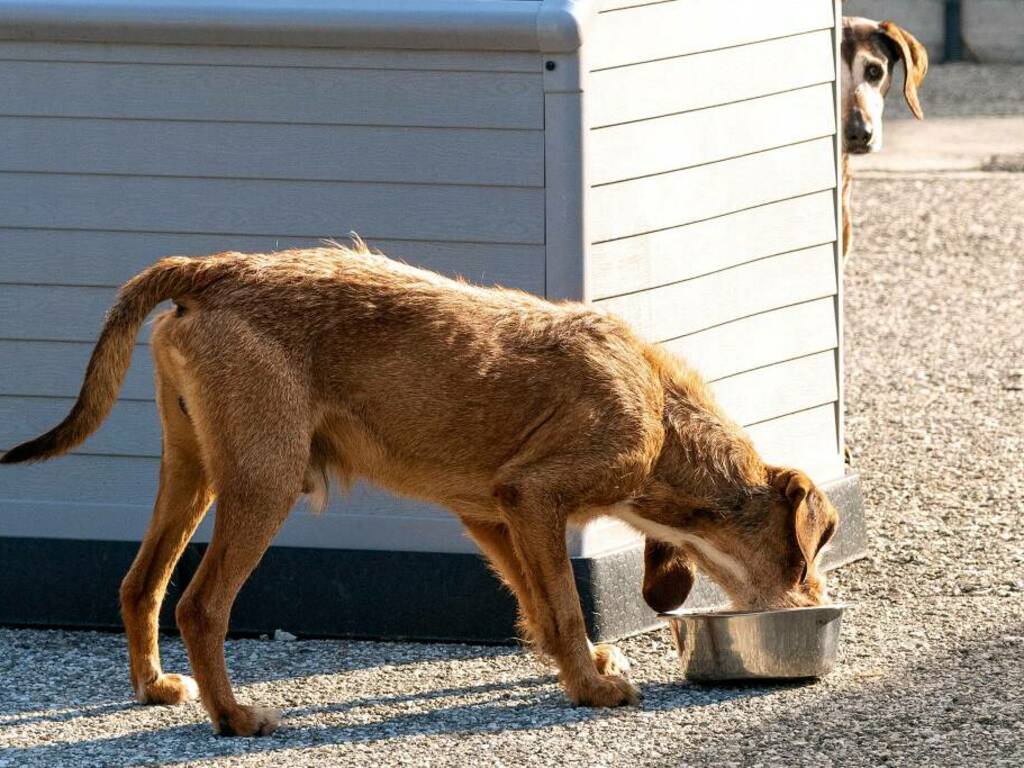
<box><xmin>0</xmin><ymin>473</ymin><xmax>864</xmax><ymax>643</ymax></box>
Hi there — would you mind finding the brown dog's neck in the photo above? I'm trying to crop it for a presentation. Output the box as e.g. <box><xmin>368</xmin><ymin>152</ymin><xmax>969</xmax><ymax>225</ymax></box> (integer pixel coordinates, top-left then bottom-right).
<box><xmin>635</xmin><ymin>351</ymin><xmax>767</xmax><ymax>519</ymax></box>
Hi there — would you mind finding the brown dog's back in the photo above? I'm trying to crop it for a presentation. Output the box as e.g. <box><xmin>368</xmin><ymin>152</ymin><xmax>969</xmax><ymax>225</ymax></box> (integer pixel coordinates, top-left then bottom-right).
<box><xmin>6</xmin><ymin>244</ymin><xmax>669</xmax><ymax>514</ymax></box>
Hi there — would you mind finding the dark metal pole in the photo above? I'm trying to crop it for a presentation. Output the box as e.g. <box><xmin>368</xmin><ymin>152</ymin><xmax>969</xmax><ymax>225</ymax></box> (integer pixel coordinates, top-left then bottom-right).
<box><xmin>944</xmin><ymin>0</ymin><xmax>963</xmax><ymax>61</ymax></box>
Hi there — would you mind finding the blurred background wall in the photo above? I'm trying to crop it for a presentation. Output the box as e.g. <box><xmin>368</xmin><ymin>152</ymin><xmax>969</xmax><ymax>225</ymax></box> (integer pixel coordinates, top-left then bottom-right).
<box><xmin>845</xmin><ymin>0</ymin><xmax>1023</xmax><ymax>63</ymax></box>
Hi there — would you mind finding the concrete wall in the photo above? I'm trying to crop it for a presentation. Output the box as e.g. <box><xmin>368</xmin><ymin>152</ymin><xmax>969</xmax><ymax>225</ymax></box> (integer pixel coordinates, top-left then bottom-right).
<box><xmin>964</xmin><ymin>1</ymin><xmax>1024</xmax><ymax>62</ymax></box>
<box><xmin>845</xmin><ymin>0</ymin><xmax>1024</xmax><ymax>63</ymax></box>
<box><xmin>845</xmin><ymin>0</ymin><xmax>945</xmax><ymax>57</ymax></box>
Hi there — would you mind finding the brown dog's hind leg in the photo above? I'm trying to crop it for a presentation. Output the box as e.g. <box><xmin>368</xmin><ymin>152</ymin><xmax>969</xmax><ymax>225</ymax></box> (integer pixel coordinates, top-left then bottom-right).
<box><xmin>174</xmin><ymin>478</ymin><xmax>299</xmax><ymax>737</ymax></box>
<box><xmin>120</xmin><ymin>369</ymin><xmax>214</xmax><ymax>705</ymax></box>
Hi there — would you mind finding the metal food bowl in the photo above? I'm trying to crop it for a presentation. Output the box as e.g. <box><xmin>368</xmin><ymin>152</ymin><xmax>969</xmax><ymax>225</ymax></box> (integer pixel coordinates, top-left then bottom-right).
<box><xmin>662</xmin><ymin>604</ymin><xmax>849</xmax><ymax>681</ymax></box>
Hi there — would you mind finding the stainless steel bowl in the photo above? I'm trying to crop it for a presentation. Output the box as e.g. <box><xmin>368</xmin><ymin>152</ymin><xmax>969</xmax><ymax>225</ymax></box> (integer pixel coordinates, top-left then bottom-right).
<box><xmin>662</xmin><ymin>604</ymin><xmax>849</xmax><ymax>681</ymax></box>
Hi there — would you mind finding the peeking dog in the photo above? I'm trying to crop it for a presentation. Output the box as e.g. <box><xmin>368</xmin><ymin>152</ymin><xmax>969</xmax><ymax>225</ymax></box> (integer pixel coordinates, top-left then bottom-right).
<box><xmin>841</xmin><ymin>16</ymin><xmax>929</xmax><ymax>255</ymax></box>
<box><xmin>2</xmin><ymin>245</ymin><xmax>837</xmax><ymax>736</ymax></box>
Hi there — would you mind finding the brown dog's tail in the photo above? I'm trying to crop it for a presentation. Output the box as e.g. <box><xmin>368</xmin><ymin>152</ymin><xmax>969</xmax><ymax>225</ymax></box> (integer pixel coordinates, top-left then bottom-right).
<box><xmin>1</xmin><ymin>256</ymin><xmax>216</xmax><ymax>464</ymax></box>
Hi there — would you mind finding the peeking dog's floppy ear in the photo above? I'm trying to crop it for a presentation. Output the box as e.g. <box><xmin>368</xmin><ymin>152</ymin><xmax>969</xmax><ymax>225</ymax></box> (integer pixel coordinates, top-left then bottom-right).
<box><xmin>642</xmin><ymin>538</ymin><xmax>696</xmax><ymax>612</ymax></box>
<box><xmin>879</xmin><ymin>20</ymin><xmax>929</xmax><ymax>119</ymax></box>
<box><xmin>770</xmin><ymin>468</ymin><xmax>838</xmax><ymax>581</ymax></box>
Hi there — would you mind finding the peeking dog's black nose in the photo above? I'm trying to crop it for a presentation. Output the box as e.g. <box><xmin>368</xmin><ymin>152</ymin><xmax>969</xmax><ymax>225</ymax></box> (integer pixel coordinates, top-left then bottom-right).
<box><xmin>845</xmin><ymin>114</ymin><xmax>873</xmax><ymax>147</ymax></box>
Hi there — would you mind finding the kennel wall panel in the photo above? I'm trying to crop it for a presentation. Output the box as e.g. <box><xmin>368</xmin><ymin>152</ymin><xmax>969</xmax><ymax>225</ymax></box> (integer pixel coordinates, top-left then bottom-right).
<box><xmin>588</xmin><ymin>84</ymin><xmax>836</xmax><ymax>187</ymax></box>
<box><xmin>588</xmin><ymin>192</ymin><xmax>837</xmax><ymax>300</ymax></box>
<box><xmin>0</xmin><ymin>117</ymin><xmax>545</xmax><ymax>187</ymax></box>
<box><xmin>661</xmin><ymin>298</ymin><xmax>839</xmax><ymax>382</ymax></box>
<box><xmin>0</xmin><ymin>230</ymin><xmax>547</xmax><ymax>293</ymax></box>
<box><xmin>0</xmin><ymin>464</ymin><xmax>476</xmax><ymax>555</ymax></box>
<box><xmin>588</xmin><ymin>30</ymin><xmax>835</xmax><ymax>128</ymax></box>
<box><xmin>745</xmin><ymin>405</ymin><xmax>843</xmax><ymax>482</ymax></box>
<box><xmin>0</xmin><ymin>174</ymin><xmax>545</xmax><ymax>244</ymax></box>
<box><xmin>590</xmin><ymin>0</ymin><xmax>833</xmax><ymax>70</ymax></box>
<box><xmin>0</xmin><ymin>33</ymin><xmax>550</xmax><ymax>556</ymax></box>
<box><xmin>0</xmin><ymin>0</ymin><xmax>850</xmax><ymax>576</ymax></box>
<box><xmin>589</xmin><ymin>138</ymin><xmax>837</xmax><ymax>243</ymax></box>
<box><xmin>0</xmin><ymin>41</ymin><xmax>542</xmax><ymax>71</ymax></box>
<box><xmin>585</xmin><ymin>0</ymin><xmax>844</xmax><ymax>486</ymax></box>
<box><xmin>593</xmin><ymin>244</ymin><xmax>838</xmax><ymax>342</ymax></box>
<box><xmin>0</xmin><ymin>61</ymin><xmax>543</xmax><ymax>129</ymax></box>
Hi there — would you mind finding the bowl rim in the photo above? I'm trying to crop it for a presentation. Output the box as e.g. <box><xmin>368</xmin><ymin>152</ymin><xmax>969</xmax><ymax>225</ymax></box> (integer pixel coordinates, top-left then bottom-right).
<box><xmin>659</xmin><ymin>603</ymin><xmax>852</xmax><ymax>620</ymax></box>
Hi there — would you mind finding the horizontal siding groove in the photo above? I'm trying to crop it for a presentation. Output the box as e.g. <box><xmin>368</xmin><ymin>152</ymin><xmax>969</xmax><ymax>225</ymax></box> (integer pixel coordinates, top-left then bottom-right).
<box><xmin>712</xmin><ymin>350</ymin><xmax>838</xmax><ymax>426</ymax></box>
<box><xmin>664</xmin><ymin>296</ymin><xmax>837</xmax><ymax>346</ymax></box>
<box><xmin>1</xmin><ymin>62</ymin><xmax>543</xmax><ymax>130</ymax></box>
<box><xmin>591</xmin><ymin>136</ymin><xmax>837</xmax><ymax>242</ymax></box>
<box><xmin>745</xmin><ymin>404</ymin><xmax>841</xmax><ymax>483</ymax></box>
<box><xmin>0</xmin><ymin>43</ymin><xmax>542</xmax><ymax>73</ymax></box>
<box><xmin>0</xmin><ymin>169</ymin><xmax>544</xmax><ymax>191</ymax></box>
<box><xmin>595</xmin><ymin>239</ymin><xmax>836</xmax><ymax>302</ymax></box>
<box><xmin>0</xmin><ymin>281</ymin><xmax>132</xmax><ymax>290</ymax></box>
<box><xmin>589</xmin><ymin>30</ymin><xmax>835</xmax><ymax>128</ymax></box>
<box><xmin>587</xmin><ymin>81</ymin><xmax>835</xmax><ymax>131</ymax></box>
<box><xmin>591</xmin><ymin>133</ymin><xmax>835</xmax><ymax>189</ymax></box>
<box><xmin>0</xmin><ymin>336</ymin><xmax>148</xmax><ymax>346</ymax></box>
<box><xmin>0</xmin><ymin>225</ymin><xmax>543</xmax><ymax>249</ymax></box>
<box><xmin>589</xmin><ymin>191</ymin><xmax>837</xmax><ymax>299</ymax></box>
<box><xmin>593</xmin><ymin>187</ymin><xmax>835</xmax><ymax>247</ymax></box>
<box><xmin>0</xmin><ymin>112</ymin><xmax>544</xmax><ymax>133</ymax></box>
<box><xmin>742</xmin><ymin>400</ymin><xmax>839</xmax><ymax>430</ymax></box>
<box><xmin>595</xmin><ymin>244</ymin><xmax>837</xmax><ymax>342</ymax></box>
<box><xmin>0</xmin><ymin>392</ymin><xmax>153</xmax><ymax>404</ymax></box>
<box><xmin>590</xmin><ymin>28</ymin><xmax>834</xmax><ymax>73</ymax></box>
<box><xmin>705</xmin><ymin>347</ymin><xmax>838</xmax><ymax>385</ymax></box>
<box><xmin>0</xmin><ymin>448</ymin><xmax>157</xmax><ymax>461</ymax></box>
<box><xmin>661</xmin><ymin>298</ymin><xmax>838</xmax><ymax>381</ymax></box>
<box><xmin>0</xmin><ymin>174</ymin><xmax>545</xmax><ymax>241</ymax></box>
<box><xmin>598</xmin><ymin>0</ymin><xmax>675</xmax><ymax>13</ymax></box>
<box><xmin>0</xmin><ymin>57</ymin><xmax>540</xmax><ymax>75</ymax></box>
<box><xmin>588</xmin><ymin>84</ymin><xmax>836</xmax><ymax>188</ymax></box>
<box><xmin>656</xmin><ymin>294</ymin><xmax>837</xmax><ymax>346</ymax></box>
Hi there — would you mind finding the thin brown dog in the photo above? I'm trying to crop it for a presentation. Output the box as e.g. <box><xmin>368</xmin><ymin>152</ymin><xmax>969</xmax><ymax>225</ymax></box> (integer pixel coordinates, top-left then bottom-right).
<box><xmin>841</xmin><ymin>16</ymin><xmax>929</xmax><ymax>256</ymax></box>
<box><xmin>2</xmin><ymin>244</ymin><xmax>838</xmax><ymax>736</ymax></box>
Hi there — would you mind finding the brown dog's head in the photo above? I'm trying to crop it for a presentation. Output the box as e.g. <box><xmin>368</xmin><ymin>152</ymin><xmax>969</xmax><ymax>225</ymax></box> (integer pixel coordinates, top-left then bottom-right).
<box><xmin>841</xmin><ymin>16</ymin><xmax>928</xmax><ymax>154</ymax></box>
<box><xmin>638</xmin><ymin>467</ymin><xmax>838</xmax><ymax>613</ymax></box>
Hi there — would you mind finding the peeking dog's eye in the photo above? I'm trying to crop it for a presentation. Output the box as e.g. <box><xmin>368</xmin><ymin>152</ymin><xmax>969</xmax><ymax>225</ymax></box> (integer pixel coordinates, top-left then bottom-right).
<box><xmin>865</xmin><ymin>63</ymin><xmax>884</xmax><ymax>83</ymax></box>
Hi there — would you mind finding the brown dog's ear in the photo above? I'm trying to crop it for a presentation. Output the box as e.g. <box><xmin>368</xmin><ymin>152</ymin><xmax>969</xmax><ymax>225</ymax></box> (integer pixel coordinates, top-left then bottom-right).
<box><xmin>642</xmin><ymin>539</ymin><xmax>696</xmax><ymax>613</ymax></box>
<box><xmin>770</xmin><ymin>467</ymin><xmax>813</xmax><ymax>509</ymax></box>
<box><xmin>770</xmin><ymin>468</ymin><xmax>837</xmax><ymax>579</ymax></box>
<box><xmin>879</xmin><ymin>20</ymin><xmax>929</xmax><ymax>119</ymax></box>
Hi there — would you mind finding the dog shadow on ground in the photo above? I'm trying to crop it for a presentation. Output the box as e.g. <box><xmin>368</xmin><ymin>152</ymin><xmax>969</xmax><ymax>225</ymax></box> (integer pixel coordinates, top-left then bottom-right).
<box><xmin>8</xmin><ymin>613</ymin><xmax>1021</xmax><ymax>766</ymax></box>
<box><xmin>0</xmin><ymin>667</ymin><xmax>781</xmax><ymax>766</ymax></box>
<box><xmin>0</xmin><ymin>629</ymin><xmax>524</xmax><ymax>721</ymax></box>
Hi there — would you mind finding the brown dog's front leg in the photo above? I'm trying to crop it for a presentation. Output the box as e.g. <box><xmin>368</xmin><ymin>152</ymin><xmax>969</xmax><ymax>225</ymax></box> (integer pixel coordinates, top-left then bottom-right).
<box><xmin>501</xmin><ymin>505</ymin><xmax>639</xmax><ymax>707</ymax></box>
<box><xmin>462</xmin><ymin>519</ymin><xmax>558</xmax><ymax>659</ymax></box>
<box><xmin>464</xmin><ymin>518</ymin><xmax>632</xmax><ymax>681</ymax></box>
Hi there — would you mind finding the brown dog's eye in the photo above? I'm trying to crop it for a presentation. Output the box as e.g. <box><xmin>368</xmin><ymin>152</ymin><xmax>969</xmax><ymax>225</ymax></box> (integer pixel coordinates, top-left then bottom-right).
<box><xmin>866</xmin><ymin>63</ymin><xmax>884</xmax><ymax>82</ymax></box>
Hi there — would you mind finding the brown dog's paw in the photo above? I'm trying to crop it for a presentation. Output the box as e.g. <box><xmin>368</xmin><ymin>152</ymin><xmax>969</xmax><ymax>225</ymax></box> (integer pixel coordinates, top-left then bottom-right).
<box><xmin>591</xmin><ymin>643</ymin><xmax>632</xmax><ymax>678</ymax></box>
<box><xmin>214</xmin><ymin>705</ymin><xmax>281</xmax><ymax>737</ymax></box>
<box><xmin>568</xmin><ymin>674</ymin><xmax>640</xmax><ymax>708</ymax></box>
<box><xmin>137</xmin><ymin>673</ymin><xmax>199</xmax><ymax>705</ymax></box>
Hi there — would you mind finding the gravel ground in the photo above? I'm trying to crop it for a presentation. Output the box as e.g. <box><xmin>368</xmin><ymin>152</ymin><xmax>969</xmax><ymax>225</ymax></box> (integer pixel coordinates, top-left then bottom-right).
<box><xmin>3</xmin><ymin>91</ymin><xmax>1024</xmax><ymax>767</ymax></box>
